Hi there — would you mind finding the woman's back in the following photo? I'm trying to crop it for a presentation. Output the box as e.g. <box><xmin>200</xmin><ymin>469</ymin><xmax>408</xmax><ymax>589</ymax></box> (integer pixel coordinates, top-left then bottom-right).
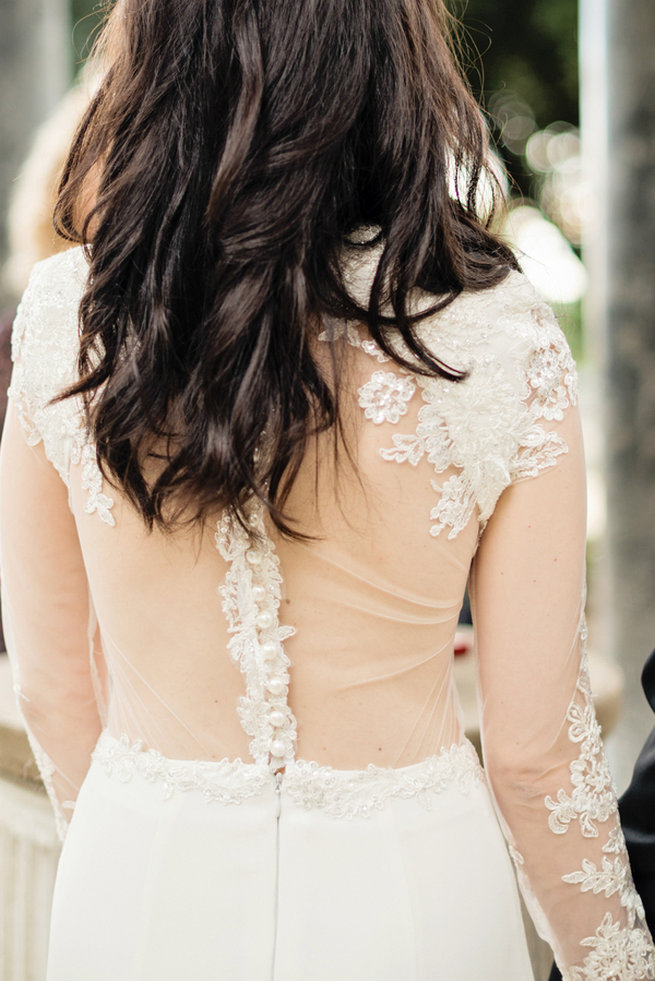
<box><xmin>2</xmin><ymin>0</ymin><xmax>654</xmax><ymax>973</ymax></box>
<box><xmin>5</xmin><ymin>241</ymin><xmax>570</xmax><ymax>770</ymax></box>
<box><xmin>4</xmin><ymin>243</ymin><xmax>655</xmax><ymax>978</ymax></box>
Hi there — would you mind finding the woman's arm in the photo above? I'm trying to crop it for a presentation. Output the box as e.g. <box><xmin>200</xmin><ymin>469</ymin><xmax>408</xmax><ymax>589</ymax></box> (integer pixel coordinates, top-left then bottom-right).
<box><xmin>0</xmin><ymin>399</ymin><xmax>101</xmax><ymax>840</ymax></box>
<box><xmin>471</xmin><ymin>402</ymin><xmax>655</xmax><ymax>978</ymax></box>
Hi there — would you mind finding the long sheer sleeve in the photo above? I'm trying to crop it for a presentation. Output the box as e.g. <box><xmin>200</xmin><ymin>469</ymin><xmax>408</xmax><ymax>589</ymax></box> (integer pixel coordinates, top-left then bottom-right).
<box><xmin>0</xmin><ymin>401</ymin><xmax>101</xmax><ymax>840</ymax></box>
<box><xmin>471</xmin><ymin>401</ymin><xmax>655</xmax><ymax>978</ymax></box>
<box><xmin>0</xmin><ymin>256</ymin><xmax>101</xmax><ymax>841</ymax></box>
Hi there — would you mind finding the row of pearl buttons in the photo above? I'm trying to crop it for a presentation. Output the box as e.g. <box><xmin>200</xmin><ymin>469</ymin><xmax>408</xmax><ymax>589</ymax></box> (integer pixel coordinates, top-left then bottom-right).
<box><xmin>246</xmin><ymin>548</ymin><xmax>294</xmax><ymax>765</ymax></box>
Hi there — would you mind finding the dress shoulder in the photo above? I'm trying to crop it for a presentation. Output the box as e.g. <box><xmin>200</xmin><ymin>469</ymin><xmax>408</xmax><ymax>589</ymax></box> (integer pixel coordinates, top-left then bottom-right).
<box><xmin>409</xmin><ymin>271</ymin><xmax>579</xmax><ymax>526</ymax></box>
<box><xmin>415</xmin><ymin>269</ymin><xmax>573</xmax><ymax>380</ymax></box>
<box><xmin>9</xmin><ymin>246</ymin><xmax>89</xmax><ymax>483</ymax></box>
<box><xmin>356</xmin><ymin>269</ymin><xmax>580</xmax><ymax>535</ymax></box>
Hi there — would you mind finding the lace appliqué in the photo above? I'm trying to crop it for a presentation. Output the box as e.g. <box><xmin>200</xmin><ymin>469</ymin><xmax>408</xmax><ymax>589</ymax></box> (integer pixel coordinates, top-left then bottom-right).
<box><xmin>563</xmin><ymin>915</ymin><xmax>655</xmax><ymax>981</ymax></box>
<box><xmin>357</xmin><ymin>371</ymin><xmax>416</xmax><ymax>424</ymax></box>
<box><xmin>93</xmin><ymin>732</ymin><xmax>270</xmax><ymax>805</ymax></box>
<box><xmin>376</xmin><ymin>353</ymin><xmax>572</xmax><ymax>539</ymax></box>
<box><xmin>92</xmin><ymin>733</ymin><xmax>484</xmax><ymax>820</ymax></box>
<box><xmin>320</xmin><ymin>271</ymin><xmax>579</xmax><ymax>539</ymax></box>
<box><xmin>77</xmin><ymin>443</ymin><xmax>115</xmax><ymax>526</ymax></box>
<box><xmin>286</xmin><ymin>740</ymin><xmax>483</xmax><ymax>819</ymax></box>
<box><xmin>543</xmin><ymin>615</ymin><xmax>655</xmax><ymax>980</ymax></box>
<box><xmin>215</xmin><ymin>507</ymin><xmax>297</xmax><ymax>771</ymax></box>
<box><xmin>10</xmin><ymin>248</ymin><xmax>115</xmax><ymax>526</ymax></box>
<box><xmin>525</xmin><ymin>343</ymin><xmax>577</xmax><ymax>422</ymax></box>
<box><xmin>544</xmin><ymin>655</ymin><xmax>616</xmax><ymax>839</ymax></box>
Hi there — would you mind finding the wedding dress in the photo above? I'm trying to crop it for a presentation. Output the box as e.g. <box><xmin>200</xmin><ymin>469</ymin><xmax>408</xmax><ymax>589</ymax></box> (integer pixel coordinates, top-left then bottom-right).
<box><xmin>1</xmin><ymin>243</ymin><xmax>654</xmax><ymax>980</ymax></box>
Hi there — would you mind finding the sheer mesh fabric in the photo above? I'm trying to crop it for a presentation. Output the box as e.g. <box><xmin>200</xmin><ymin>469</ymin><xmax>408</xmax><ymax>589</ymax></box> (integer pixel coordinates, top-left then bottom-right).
<box><xmin>1</xmin><ymin>245</ymin><xmax>654</xmax><ymax>979</ymax></box>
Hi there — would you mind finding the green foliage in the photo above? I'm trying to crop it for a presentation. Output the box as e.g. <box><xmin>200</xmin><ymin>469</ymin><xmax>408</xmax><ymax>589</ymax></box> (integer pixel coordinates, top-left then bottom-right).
<box><xmin>449</xmin><ymin>0</ymin><xmax>578</xmax><ymax>199</ymax></box>
<box><xmin>70</xmin><ymin>0</ymin><xmax>579</xmax><ymax>136</ymax></box>
<box><xmin>67</xmin><ymin>0</ymin><xmax>580</xmax><ymax>251</ymax></box>
<box><xmin>452</xmin><ymin>0</ymin><xmax>578</xmax><ymax>126</ymax></box>
<box><xmin>553</xmin><ymin>300</ymin><xmax>583</xmax><ymax>362</ymax></box>
<box><xmin>71</xmin><ymin>0</ymin><xmax>107</xmax><ymax>70</ymax></box>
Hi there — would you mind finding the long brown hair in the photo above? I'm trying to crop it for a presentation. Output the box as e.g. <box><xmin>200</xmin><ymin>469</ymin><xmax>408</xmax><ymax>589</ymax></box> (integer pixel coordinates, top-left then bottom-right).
<box><xmin>56</xmin><ymin>0</ymin><xmax>517</xmax><ymax>536</ymax></box>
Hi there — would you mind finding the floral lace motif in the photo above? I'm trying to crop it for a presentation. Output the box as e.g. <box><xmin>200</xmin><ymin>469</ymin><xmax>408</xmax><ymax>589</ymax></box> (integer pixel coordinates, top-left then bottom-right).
<box><xmin>322</xmin><ymin>270</ymin><xmax>579</xmax><ymax>539</ymax></box>
<box><xmin>9</xmin><ymin>248</ymin><xmax>115</xmax><ymax>524</ymax></box>
<box><xmin>285</xmin><ymin>741</ymin><xmax>484</xmax><ymax>819</ymax></box>
<box><xmin>215</xmin><ymin>507</ymin><xmax>297</xmax><ymax>771</ymax></box>
<box><xmin>78</xmin><ymin>443</ymin><xmax>115</xmax><ymax>526</ymax></box>
<box><xmin>563</xmin><ymin>915</ymin><xmax>655</xmax><ymax>981</ymax></box>
<box><xmin>93</xmin><ymin>732</ymin><xmax>270</xmax><ymax>805</ymax></box>
<box><xmin>542</xmin><ymin>614</ymin><xmax>655</xmax><ymax>980</ymax></box>
<box><xmin>358</xmin><ymin>370</ymin><xmax>416</xmax><ymax>424</ymax></box>
<box><xmin>544</xmin><ymin>652</ymin><xmax>617</xmax><ymax>839</ymax></box>
<box><xmin>92</xmin><ymin>733</ymin><xmax>484</xmax><ymax>820</ymax></box>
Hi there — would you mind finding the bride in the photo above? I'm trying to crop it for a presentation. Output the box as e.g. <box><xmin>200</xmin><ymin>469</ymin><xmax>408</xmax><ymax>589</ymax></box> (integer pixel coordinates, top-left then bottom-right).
<box><xmin>1</xmin><ymin>0</ymin><xmax>653</xmax><ymax>978</ymax></box>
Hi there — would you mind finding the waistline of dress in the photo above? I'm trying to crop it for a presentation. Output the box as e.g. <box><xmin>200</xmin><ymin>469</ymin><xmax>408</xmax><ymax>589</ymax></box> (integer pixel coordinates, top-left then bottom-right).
<box><xmin>92</xmin><ymin>731</ymin><xmax>485</xmax><ymax>820</ymax></box>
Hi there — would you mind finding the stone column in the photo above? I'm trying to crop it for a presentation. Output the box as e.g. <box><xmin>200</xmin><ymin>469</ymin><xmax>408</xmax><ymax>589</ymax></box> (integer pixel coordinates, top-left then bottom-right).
<box><xmin>601</xmin><ymin>0</ymin><xmax>655</xmax><ymax>787</ymax></box>
<box><xmin>0</xmin><ymin>0</ymin><xmax>71</xmax><ymax>308</ymax></box>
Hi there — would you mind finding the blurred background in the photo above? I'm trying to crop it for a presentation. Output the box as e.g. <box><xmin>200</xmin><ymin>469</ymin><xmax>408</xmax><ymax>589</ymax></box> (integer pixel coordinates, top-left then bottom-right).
<box><xmin>0</xmin><ymin>0</ymin><xmax>588</xmax><ymax>317</ymax></box>
<box><xmin>0</xmin><ymin>1</ymin><xmax>655</xmax><ymax>978</ymax></box>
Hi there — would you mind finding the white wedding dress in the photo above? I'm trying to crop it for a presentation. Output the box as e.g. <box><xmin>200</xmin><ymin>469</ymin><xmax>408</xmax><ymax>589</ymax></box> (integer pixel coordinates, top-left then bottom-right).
<box><xmin>1</xmin><ymin>244</ymin><xmax>654</xmax><ymax>980</ymax></box>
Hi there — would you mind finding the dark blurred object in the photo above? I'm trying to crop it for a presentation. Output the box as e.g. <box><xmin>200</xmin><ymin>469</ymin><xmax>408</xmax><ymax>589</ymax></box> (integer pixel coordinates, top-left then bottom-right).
<box><xmin>458</xmin><ymin>587</ymin><xmax>472</xmax><ymax>625</ymax></box>
<box><xmin>616</xmin><ymin>651</ymin><xmax>655</xmax><ymax>938</ymax></box>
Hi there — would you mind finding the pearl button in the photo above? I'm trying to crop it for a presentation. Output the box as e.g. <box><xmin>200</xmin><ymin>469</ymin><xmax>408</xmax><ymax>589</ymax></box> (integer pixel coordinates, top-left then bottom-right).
<box><xmin>269</xmin><ymin>710</ymin><xmax>286</xmax><ymax>728</ymax></box>
<box><xmin>266</xmin><ymin>678</ymin><xmax>287</xmax><ymax>696</ymax></box>
<box><xmin>256</xmin><ymin>610</ymin><xmax>274</xmax><ymax>630</ymax></box>
<box><xmin>252</xmin><ymin>585</ymin><xmax>266</xmax><ymax>603</ymax></box>
<box><xmin>270</xmin><ymin>738</ymin><xmax>288</xmax><ymax>758</ymax></box>
<box><xmin>246</xmin><ymin>550</ymin><xmax>262</xmax><ymax>565</ymax></box>
<box><xmin>261</xmin><ymin>641</ymin><xmax>277</xmax><ymax>661</ymax></box>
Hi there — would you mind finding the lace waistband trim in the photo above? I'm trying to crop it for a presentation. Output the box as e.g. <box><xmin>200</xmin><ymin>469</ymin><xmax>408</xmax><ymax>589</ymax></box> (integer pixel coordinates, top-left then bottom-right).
<box><xmin>92</xmin><ymin>732</ymin><xmax>271</xmax><ymax>805</ymax></box>
<box><xmin>92</xmin><ymin>732</ymin><xmax>484</xmax><ymax>819</ymax></box>
<box><xmin>284</xmin><ymin>741</ymin><xmax>484</xmax><ymax>818</ymax></box>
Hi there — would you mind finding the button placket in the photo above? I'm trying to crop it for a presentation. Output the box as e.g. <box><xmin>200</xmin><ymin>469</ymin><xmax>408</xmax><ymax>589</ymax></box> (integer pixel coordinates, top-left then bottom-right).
<box><xmin>216</xmin><ymin>507</ymin><xmax>298</xmax><ymax>773</ymax></box>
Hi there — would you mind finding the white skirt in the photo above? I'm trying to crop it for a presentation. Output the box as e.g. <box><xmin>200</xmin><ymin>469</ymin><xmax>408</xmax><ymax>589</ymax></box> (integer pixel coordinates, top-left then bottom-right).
<box><xmin>47</xmin><ymin>734</ymin><xmax>534</xmax><ymax>980</ymax></box>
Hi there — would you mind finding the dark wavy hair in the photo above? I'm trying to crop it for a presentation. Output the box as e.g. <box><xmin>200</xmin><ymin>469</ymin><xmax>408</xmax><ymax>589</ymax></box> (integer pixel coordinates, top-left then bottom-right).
<box><xmin>55</xmin><ymin>0</ymin><xmax>518</xmax><ymax>536</ymax></box>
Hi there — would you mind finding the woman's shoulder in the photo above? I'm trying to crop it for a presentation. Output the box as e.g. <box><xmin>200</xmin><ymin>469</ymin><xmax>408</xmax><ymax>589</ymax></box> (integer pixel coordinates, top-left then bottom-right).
<box><xmin>11</xmin><ymin>245</ymin><xmax>88</xmax><ymax>363</ymax></box>
<box><xmin>412</xmin><ymin>269</ymin><xmax>576</xmax><ymax>414</ymax></box>
<box><xmin>9</xmin><ymin>246</ymin><xmax>89</xmax><ymax>480</ymax></box>
<box><xmin>11</xmin><ymin>245</ymin><xmax>88</xmax><ymax>385</ymax></box>
<box><xmin>409</xmin><ymin>270</ymin><xmax>579</xmax><ymax>528</ymax></box>
<box><xmin>11</xmin><ymin>244</ymin><xmax>87</xmax><ymax>343</ymax></box>
<box><xmin>418</xmin><ymin>269</ymin><xmax>566</xmax><ymax>358</ymax></box>
<box><xmin>16</xmin><ymin>243</ymin><xmax>88</xmax><ymax>297</ymax></box>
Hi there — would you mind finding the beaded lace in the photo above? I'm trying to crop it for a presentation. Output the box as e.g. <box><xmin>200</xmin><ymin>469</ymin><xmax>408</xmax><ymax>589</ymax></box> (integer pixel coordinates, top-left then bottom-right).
<box><xmin>93</xmin><ymin>732</ymin><xmax>484</xmax><ymax>820</ymax></box>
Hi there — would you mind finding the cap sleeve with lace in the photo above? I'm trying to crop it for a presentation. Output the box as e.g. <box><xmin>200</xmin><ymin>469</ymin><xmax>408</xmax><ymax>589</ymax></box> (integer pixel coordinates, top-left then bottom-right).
<box><xmin>332</xmin><ymin>269</ymin><xmax>580</xmax><ymax>539</ymax></box>
<box><xmin>9</xmin><ymin>246</ymin><xmax>90</xmax><ymax>484</ymax></box>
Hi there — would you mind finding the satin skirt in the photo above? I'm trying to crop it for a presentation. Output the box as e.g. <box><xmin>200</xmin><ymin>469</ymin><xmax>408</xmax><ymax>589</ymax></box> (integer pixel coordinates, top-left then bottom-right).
<box><xmin>47</xmin><ymin>734</ymin><xmax>534</xmax><ymax>980</ymax></box>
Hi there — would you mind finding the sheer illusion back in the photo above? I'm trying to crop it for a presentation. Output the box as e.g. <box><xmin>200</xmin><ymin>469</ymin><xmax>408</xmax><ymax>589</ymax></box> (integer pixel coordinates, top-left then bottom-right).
<box><xmin>3</xmin><ymin>245</ymin><xmax>655</xmax><ymax>979</ymax></box>
<box><xmin>2</xmin><ymin>244</ymin><xmax>572</xmax><ymax>776</ymax></box>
